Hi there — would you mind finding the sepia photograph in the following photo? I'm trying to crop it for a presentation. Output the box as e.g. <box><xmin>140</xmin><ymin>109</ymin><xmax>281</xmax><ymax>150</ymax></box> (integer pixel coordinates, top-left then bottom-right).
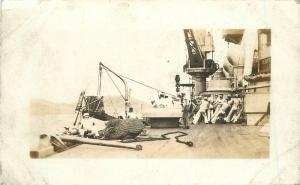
<box><xmin>1</xmin><ymin>1</ymin><xmax>299</xmax><ymax>185</ymax></box>
<box><xmin>28</xmin><ymin>28</ymin><xmax>271</xmax><ymax>159</ymax></box>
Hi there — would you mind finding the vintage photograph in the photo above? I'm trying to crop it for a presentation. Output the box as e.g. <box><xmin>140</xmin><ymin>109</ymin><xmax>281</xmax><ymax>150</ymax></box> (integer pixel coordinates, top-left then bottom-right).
<box><xmin>29</xmin><ymin>29</ymin><xmax>271</xmax><ymax>159</ymax></box>
<box><xmin>2</xmin><ymin>1</ymin><xmax>300</xmax><ymax>185</ymax></box>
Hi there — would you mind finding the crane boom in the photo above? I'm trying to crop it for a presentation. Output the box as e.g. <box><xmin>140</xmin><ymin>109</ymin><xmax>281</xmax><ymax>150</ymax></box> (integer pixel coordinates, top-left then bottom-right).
<box><xmin>99</xmin><ymin>62</ymin><xmax>130</xmax><ymax>117</ymax></box>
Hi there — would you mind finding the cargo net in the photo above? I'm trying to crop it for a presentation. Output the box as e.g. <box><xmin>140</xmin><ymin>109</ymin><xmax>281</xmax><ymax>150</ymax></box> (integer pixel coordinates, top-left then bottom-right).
<box><xmin>83</xmin><ymin>96</ymin><xmax>103</xmax><ymax>113</ymax></box>
<box><xmin>99</xmin><ymin>119</ymin><xmax>145</xmax><ymax>140</ymax></box>
<box><xmin>76</xmin><ymin>94</ymin><xmax>115</xmax><ymax>121</ymax></box>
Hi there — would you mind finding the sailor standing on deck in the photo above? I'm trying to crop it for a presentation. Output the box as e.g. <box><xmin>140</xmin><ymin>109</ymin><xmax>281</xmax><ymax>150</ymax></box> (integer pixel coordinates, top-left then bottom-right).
<box><xmin>207</xmin><ymin>95</ymin><xmax>215</xmax><ymax>123</ymax></box>
<box><xmin>193</xmin><ymin>97</ymin><xmax>209</xmax><ymax>124</ymax></box>
<box><xmin>127</xmin><ymin>107</ymin><xmax>138</xmax><ymax>119</ymax></box>
<box><xmin>181</xmin><ymin>98</ymin><xmax>194</xmax><ymax>129</ymax></box>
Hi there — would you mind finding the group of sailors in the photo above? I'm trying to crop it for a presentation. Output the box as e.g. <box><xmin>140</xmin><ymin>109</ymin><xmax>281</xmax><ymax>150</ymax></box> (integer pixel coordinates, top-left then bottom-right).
<box><xmin>182</xmin><ymin>93</ymin><xmax>243</xmax><ymax>127</ymax></box>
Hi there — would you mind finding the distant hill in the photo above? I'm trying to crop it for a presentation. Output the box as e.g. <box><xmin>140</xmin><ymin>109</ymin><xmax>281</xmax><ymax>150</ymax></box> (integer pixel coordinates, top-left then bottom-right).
<box><xmin>30</xmin><ymin>99</ymin><xmax>76</xmax><ymax>115</ymax></box>
<box><xmin>30</xmin><ymin>96</ymin><xmax>152</xmax><ymax>115</ymax></box>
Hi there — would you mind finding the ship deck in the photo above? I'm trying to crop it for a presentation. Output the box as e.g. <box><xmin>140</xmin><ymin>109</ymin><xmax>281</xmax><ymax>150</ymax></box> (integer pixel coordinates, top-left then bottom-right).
<box><xmin>50</xmin><ymin>123</ymin><xmax>269</xmax><ymax>158</ymax></box>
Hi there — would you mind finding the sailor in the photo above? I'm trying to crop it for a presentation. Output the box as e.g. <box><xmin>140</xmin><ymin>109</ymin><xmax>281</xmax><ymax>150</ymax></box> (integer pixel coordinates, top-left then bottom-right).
<box><xmin>211</xmin><ymin>94</ymin><xmax>224</xmax><ymax>123</ymax></box>
<box><xmin>215</xmin><ymin>94</ymin><xmax>224</xmax><ymax>112</ymax></box>
<box><xmin>191</xmin><ymin>96</ymin><xmax>201</xmax><ymax>121</ymax></box>
<box><xmin>127</xmin><ymin>107</ymin><xmax>138</xmax><ymax>119</ymax></box>
<box><xmin>207</xmin><ymin>95</ymin><xmax>215</xmax><ymax>123</ymax></box>
<box><xmin>79</xmin><ymin>112</ymin><xmax>100</xmax><ymax>138</ymax></box>
<box><xmin>193</xmin><ymin>97</ymin><xmax>209</xmax><ymax>124</ymax></box>
<box><xmin>191</xmin><ymin>98</ymin><xmax>198</xmax><ymax>111</ymax></box>
<box><xmin>220</xmin><ymin>97</ymin><xmax>232</xmax><ymax>121</ymax></box>
<box><xmin>182</xmin><ymin>99</ymin><xmax>192</xmax><ymax>129</ymax></box>
<box><xmin>224</xmin><ymin>94</ymin><xmax>241</xmax><ymax>123</ymax></box>
<box><xmin>211</xmin><ymin>97</ymin><xmax>230</xmax><ymax>124</ymax></box>
<box><xmin>151</xmin><ymin>100</ymin><xmax>158</xmax><ymax>108</ymax></box>
<box><xmin>213</xmin><ymin>94</ymin><xmax>219</xmax><ymax>109</ymax></box>
<box><xmin>231</xmin><ymin>100</ymin><xmax>243</xmax><ymax>123</ymax></box>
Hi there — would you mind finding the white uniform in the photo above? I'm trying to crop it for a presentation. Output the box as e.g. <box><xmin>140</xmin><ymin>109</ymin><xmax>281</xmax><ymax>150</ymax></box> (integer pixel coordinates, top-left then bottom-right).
<box><xmin>211</xmin><ymin>100</ymin><xmax>230</xmax><ymax>124</ymax></box>
<box><xmin>211</xmin><ymin>97</ymin><xmax>224</xmax><ymax>123</ymax></box>
<box><xmin>225</xmin><ymin>98</ymin><xmax>241</xmax><ymax>123</ymax></box>
<box><xmin>79</xmin><ymin>117</ymin><xmax>102</xmax><ymax>137</ymax></box>
<box><xmin>207</xmin><ymin>97</ymin><xmax>215</xmax><ymax>122</ymax></box>
<box><xmin>220</xmin><ymin>101</ymin><xmax>230</xmax><ymax>114</ymax></box>
<box><xmin>193</xmin><ymin>99</ymin><xmax>209</xmax><ymax>124</ymax></box>
<box><xmin>128</xmin><ymin>112</ymin><xmax>138</xmax><ymax>119</ymax></box>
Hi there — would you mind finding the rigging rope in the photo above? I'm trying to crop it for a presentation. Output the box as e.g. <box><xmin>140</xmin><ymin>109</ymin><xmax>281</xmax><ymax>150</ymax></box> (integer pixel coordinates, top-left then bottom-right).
<box><xmin>120</xmin><ymin>75</ymin><xmax>177</xmax><ymax>98</ymax></box>
<box><xmin>97</xmin><ymin>66</ymin><xmax>102</xmax><ymax>96</ymax></box>
<box><xmin>95</xmin><ymin>64</ymin><xmax>122</xmax><ymax>115</ymax></box>
<box><xmin>104</xmin><ymin>68</ymin><xmax>125</xmax><ymax>100</ymax></box>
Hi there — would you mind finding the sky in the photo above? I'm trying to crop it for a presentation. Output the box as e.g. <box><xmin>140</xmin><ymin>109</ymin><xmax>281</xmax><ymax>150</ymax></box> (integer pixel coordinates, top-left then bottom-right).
<box><xmin>2</xmin><ymin>0</ymin><xmax>228</xmax><ymax>104</ymax></box>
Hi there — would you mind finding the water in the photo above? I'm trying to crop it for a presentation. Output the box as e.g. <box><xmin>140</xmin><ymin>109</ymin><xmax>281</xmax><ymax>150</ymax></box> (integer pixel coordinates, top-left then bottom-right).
<box><xmin>30</xmin><ymin>114</ymin><xmax>106</xmax><ymax>148</ymax></box>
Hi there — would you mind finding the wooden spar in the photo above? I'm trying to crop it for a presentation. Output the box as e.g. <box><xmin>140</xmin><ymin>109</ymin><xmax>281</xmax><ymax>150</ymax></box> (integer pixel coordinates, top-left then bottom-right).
<box><xmin>58</xmin><ymin>135</ymin><xmax>142</xmax><ymax>151</ymax></box>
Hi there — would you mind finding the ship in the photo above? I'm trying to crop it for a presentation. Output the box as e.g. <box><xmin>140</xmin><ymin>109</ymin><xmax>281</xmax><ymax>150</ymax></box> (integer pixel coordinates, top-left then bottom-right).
<box><xmin>31</xmin><ymin>29</ymin><xmax>271</xmax><ymax>159</ymax></box>
<box><xmin>179</xmin><ymin>29</ymin><xmax>271</xmax><ymax>126</ymax></box>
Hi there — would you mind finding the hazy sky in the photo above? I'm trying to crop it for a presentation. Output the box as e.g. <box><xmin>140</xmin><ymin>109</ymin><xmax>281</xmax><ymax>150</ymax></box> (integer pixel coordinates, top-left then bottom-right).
<box><xmin>2</xmin><ymin>0</ymin><xmax>228</xmax><ymax>104</ymax></box>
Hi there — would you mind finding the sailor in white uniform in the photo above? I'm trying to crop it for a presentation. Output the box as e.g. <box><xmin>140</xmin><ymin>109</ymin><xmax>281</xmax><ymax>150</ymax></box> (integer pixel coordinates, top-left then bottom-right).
<box><xmin>211</xmin><ymin>94</ymin><xmax>224</xmax><ymax>123</ymax></box>
<box><xmin>207</xmin><ymin>95</ymin><xmax>215</xmax><ymax>123</ymax></box>
<box><xmin>224</xmin><ymin>94</ymin><xmax>241</xmax><ymax>123</ymax></box>
<box><xmin>193</xmin><ymin>97</ymin><xmax>209</xmax><ymax>124</ymax></box>
<box><xmin>211</xmin><ymin>97</ymin><xmax>231</xmax><ymax>124</ymax></box>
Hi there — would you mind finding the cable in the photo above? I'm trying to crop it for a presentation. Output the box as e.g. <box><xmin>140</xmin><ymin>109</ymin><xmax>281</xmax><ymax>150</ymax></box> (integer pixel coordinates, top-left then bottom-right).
<box><xmin>99</xmin><ymin>62</ymin><xmax>176</xmax><ymax>98</ymax></box>
<box><xmin>104</xmin><ymin>68</ymin><xmax>125</xmax><ymax>100</ymax></box>
<box><xmin>121</xmin><ymin>131</ymin><xmax>193</xmax><ymax>147</ymax></box>
<box><xmin>161</xmin><ymin>131</ymin><xmax>193</xmax><ymax>147</ymax></box>
<box><xmin>97</xmin><ymin>66</ymin><xmax>102</xmax><ymax>96</ymax></box>
<box><xmin>97</xmin><ymin>70</ymin><xmax>100</xmax><ymax>96</ymax></box>
<box><xmin>120</xmin><ymin>75</ymin><xmax>177</xmax><ymax>98</ymax></box>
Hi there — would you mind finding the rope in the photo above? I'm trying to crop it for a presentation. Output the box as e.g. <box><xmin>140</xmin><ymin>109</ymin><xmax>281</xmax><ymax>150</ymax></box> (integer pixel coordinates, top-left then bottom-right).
<box><xmin>120</xmin><ymin>75</ymin><xmax>177</xmax><ymax>98</ymax></box>
<box><xmin>98</xmin><ymin>62</ymin><xmax>176</xmax><ymax>99</ymax></box>
<box><xmin>104</xmin><ymin>68</ymin><xmax>125</xmax><ymax>100</ymax></box>
<box><xmin>161</xmin><ymin>131</ymin><xmax>193</xmax><ymax>147</ymax></box>
<box><xmin>97</xmin><ymin>66</ymin><xmax>102</xmax><ymax>96</ymax></box>
<box><xmin>121</xmin><ymin>131</ymin><xmax>193</xmax><ymax>147</ymax></box>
